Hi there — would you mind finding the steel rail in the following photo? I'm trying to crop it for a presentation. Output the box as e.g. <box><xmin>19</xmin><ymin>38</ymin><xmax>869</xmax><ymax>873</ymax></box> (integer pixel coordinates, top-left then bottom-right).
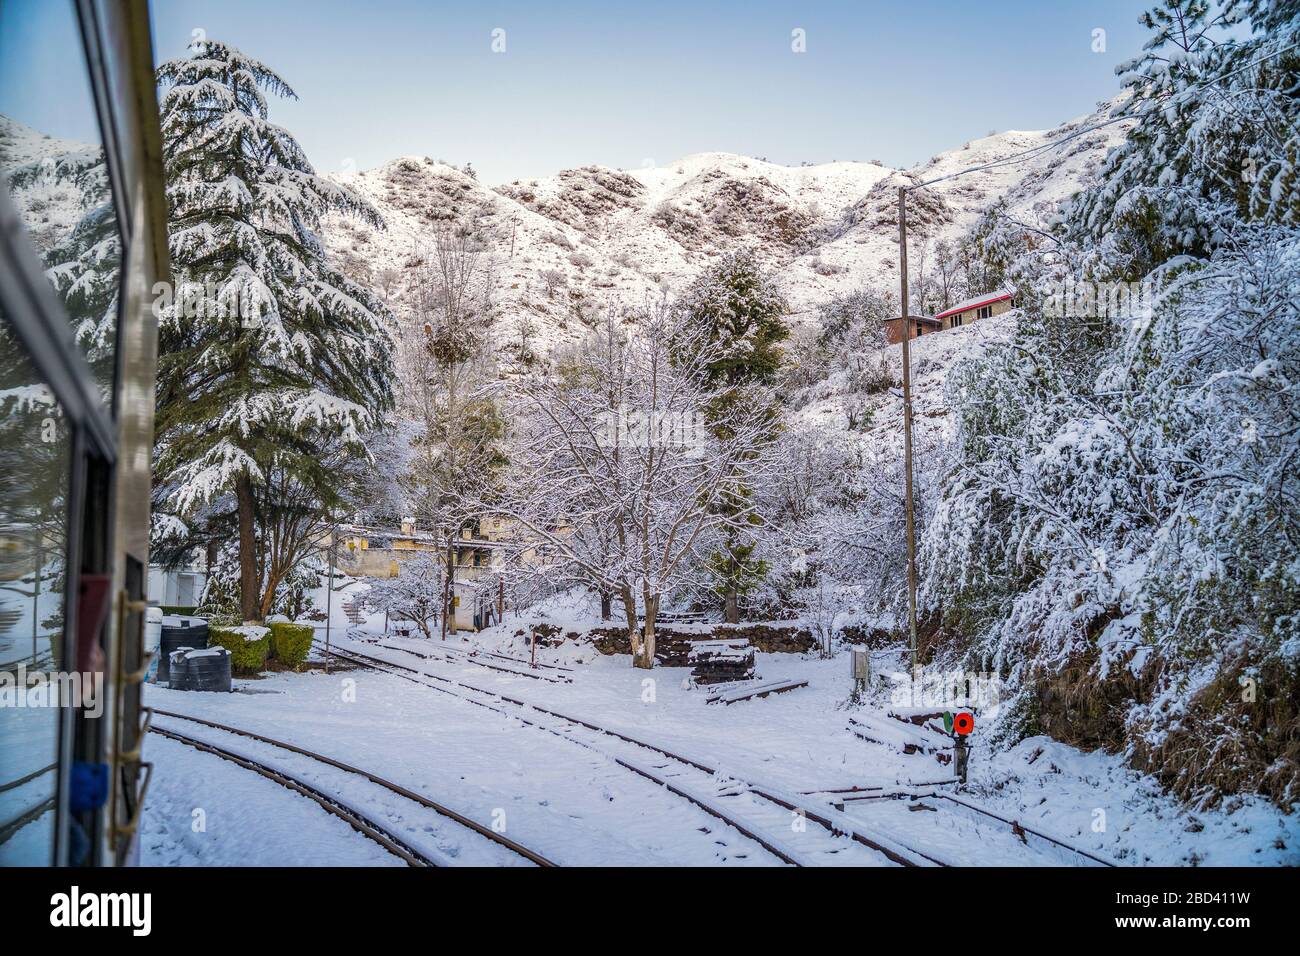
<box><xmin>150</xmin><ymin>709</ymin><xmax>556</xmax><ymax>867</ymax></box>
<box><xmin>148</xmin><ymin>725</ymin><xmax>444</xmax><ymax>867</ymax></box>
<box><xmin>330</xmin><ymin>644</ymin><xmax>939</xmax><ymax>867</ymax></box>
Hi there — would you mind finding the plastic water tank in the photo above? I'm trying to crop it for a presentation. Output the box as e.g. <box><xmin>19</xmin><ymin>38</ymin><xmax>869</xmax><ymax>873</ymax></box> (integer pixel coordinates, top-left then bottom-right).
<box><xmin>144</xmin><ymin>606</ymin><xmax>163</xmax><ymax>682</ymax></box>
<box><xmin>157</xmin><ymin>615</ymin><xmax>209</xmax><ymax>684</ymax></box>
<box><xmin>170</xmin><ymin>646</ymin><xmax>232</xmax><ymax>693</ymax></box>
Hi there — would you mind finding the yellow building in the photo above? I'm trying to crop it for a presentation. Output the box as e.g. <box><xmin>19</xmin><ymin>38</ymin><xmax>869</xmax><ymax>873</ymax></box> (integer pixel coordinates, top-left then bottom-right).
<box><xmin>330</xmin><ymin>519</ymin><xmax>514</xmax><ymax>632</ymax></box>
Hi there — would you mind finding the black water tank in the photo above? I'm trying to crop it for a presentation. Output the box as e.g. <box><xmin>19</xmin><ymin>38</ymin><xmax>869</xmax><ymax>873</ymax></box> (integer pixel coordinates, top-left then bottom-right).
<box><xmin>170</xmin><ymin>646</ymin><xmax>232</xmax><ymax>693</ymax></box>
<box><xmin>157</xmin><ymin>616</ymin><xmax>208</xmax><ymax>683</ymax></box>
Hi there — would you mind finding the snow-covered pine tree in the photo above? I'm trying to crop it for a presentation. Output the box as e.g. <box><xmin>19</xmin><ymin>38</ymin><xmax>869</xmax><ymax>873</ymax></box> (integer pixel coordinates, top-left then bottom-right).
<box><xmin>44</xmin><ymin>203</ymin><xmax>120</xmax><ymax>394</ymax></box>
<box><xmin>153</xmin><ymin>41</ymin><xmax>395</xmax><ymax>622</ymax></box>
<box><xmin>7</xmin><ymin>142</ymin><xmax>118</xmax><ymax>393</ymax></box>
<box><xmin>1067</xmin><ymin>0</ymin><xmax>1300</xmax><ymax>273</ymax></box>
<box><xmin>676</xmin><ymin>249</ymin><xmax>789</xmax><ymax>623</ymax></box>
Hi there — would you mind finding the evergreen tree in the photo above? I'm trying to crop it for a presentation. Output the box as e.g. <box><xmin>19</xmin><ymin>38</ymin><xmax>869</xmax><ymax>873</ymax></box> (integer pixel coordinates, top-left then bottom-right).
<box><xmin>8</xmin><ymin>142</ymin><xmax>119</xmax><ymax>394</ymax></box>
<box><xmin>1067</xmin><ymin>0</ymin><xmax>1300</xmax><ymax>276</ymax></box>
<box><xmin>676</xmin><ymin>249</ymin><xmax>789</xmax><ymax>622</ymax></box>
<box><xmin>153</xmin><ymin>41</ymin><xmax>395</xmax><ymax>621</ymax></box>
<box><xmin>44</xmin><ymin>203</ymin><xmax>120</xmax><ymax>394</ymax></box>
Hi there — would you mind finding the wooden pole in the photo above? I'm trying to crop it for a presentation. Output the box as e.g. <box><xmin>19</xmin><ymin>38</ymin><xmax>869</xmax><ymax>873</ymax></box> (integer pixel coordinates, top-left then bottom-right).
<box><xmin>324</xmin><ymin>528</ymin><xmax>335</xmax><ymax>675</ymax></box>
<box><xmin>498</xmin><ymin>579</ymin><xmax>504</xmax><ymax>625</ymax></box>
<box><xmin>440</xmin><ymin>570</ymin><xmax>449</xmax><ymax>641</ymax></box>
<box><xmin>32</xmin><ymin>526</ymin><xmax>41</xmax><ymax>662</ymax></box>
<box><xmin>898</xmin><ymin>186</ymin><xmax>920</xmax><ymax>676</ymax></box>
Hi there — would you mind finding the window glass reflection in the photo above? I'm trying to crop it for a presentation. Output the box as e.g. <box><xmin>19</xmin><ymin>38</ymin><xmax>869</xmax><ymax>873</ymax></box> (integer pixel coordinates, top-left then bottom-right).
<box><xmin>0</xmin><ymin>316</ymin><xmax>70</xmax><ymax>865</ymax></box>
<box><xmin>0</xmin><ymin>0</ymin><xmax>122</xmax><ymax>402</ymax></box>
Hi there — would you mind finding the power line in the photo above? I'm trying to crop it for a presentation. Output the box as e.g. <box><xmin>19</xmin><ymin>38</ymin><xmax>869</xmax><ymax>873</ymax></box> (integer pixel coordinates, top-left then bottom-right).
<box><xmin>908</xmin><ymin>113</ymin><xmax>1133</xmax><ymax>190</ymax></box>
<box><xmin>908</xmin><ymin>38</ymin><xmax>1300</xmax><ymax>192</ymax></box>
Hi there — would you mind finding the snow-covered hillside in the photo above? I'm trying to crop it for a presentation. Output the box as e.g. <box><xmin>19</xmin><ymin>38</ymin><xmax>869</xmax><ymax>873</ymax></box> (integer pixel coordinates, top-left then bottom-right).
<box><xmin>2</xmin><ymin>94</ymin><xmax>1127</xmax><ymax>352</ymax></box>
<box><xmin>323</xmin><ymin>98</ymin><xmax>1129</xmax><ymax>349</ymax></box>
<box><xmin>0</xmin><ymin>114</ymin><xmax>104</xmax><ymax>253</ymax></box>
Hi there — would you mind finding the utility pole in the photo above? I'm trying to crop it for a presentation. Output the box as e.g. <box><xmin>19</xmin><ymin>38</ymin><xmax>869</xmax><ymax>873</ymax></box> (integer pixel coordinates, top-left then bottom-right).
<box><xmin>898</xmin><ymin>186</ymin><xmax>920</xmax><ymax>676</ymax></box>
<box><xmin>32</xmin><ymin>525</ymin><xmax>42</xmax><ymax>662</ymax></box>
<box><xmin>324</xmin><ymin>526</ymin><xmax>336</xmax><ymax>674</ymax></box>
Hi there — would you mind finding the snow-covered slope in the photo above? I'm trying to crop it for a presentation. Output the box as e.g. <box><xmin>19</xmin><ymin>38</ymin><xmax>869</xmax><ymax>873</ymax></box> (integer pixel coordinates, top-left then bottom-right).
<box><xmin>323</xmin><ymin>98</ymin><xmax>1128</xmax><ymax>348</ymax></box>
<box><xmin>0</xmin><ymin>114</ymin><xmax>104</xmax><ymax>253</ymax></box>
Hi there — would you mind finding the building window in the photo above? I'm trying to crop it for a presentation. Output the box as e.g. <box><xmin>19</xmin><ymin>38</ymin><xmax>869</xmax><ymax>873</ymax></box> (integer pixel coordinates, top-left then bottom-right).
<box><xmin>977</xmin><ymin>305</ymin><xmax>993</xmax><ymax>319</ymax></box>
<box><xmin>951</xmin><ymin>313</ymin><xmax>963</xmax><ymax>327</ymax></box>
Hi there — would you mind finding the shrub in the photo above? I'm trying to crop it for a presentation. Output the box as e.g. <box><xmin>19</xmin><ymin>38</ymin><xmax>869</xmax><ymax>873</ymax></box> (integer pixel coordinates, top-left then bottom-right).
<box><xmin>269</xmin><ymin>622</ymin><xmax>314</xmax><ymax>670</ymax></box>
<box><xmin>208</xmin><ymin>625</ymin><xmax>271</xmax><ymax>675</ymax></box>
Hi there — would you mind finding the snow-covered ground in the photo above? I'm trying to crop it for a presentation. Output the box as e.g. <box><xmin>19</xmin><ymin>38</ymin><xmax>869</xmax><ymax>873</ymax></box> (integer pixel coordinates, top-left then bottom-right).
<box><xmin>138</xmin><ymin>594</ymin><xmax>1298</xmax><ymax>867</ymax></box>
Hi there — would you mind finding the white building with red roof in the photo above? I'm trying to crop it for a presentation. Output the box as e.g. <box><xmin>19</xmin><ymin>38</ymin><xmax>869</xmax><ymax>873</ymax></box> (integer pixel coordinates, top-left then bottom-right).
<box><xmin>933</xmin><ymin>290</ymin><xmax>1014</xmax><ymax>329</ymax></box>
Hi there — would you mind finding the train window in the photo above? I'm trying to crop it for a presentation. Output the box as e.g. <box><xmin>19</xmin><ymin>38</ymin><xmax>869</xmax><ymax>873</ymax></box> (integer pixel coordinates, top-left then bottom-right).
<box><xmin>0</xmin><ymin>0</ymin><xmax>124</xmax><ymax>406</ymax></box>
<box><xmin>0</xmin><ymin>315</ymin><xmax>72</xmax><ymax>865</ymax></box>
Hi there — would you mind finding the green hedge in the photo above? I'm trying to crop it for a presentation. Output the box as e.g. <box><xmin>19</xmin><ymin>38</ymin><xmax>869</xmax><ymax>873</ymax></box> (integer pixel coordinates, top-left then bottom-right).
<box><xmin>160</xmin><ymin>605</ymin><xmax>199</xmax><ymax>616</ymax></box>
<box><xmin>208</xmin><ymin>626</ymin><xmax>271</xmax><ymax>675</ymax></box>
<box><xmin>269</xmin><ymin>622</ymin><xmax>314</xmax><ymax>670</ymax></box>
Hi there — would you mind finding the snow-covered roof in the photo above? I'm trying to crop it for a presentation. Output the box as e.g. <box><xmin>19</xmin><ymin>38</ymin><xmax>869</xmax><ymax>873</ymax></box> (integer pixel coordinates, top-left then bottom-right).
<box><xmin>934</xmin><ymin>290</ymin><xmax>1013</xmax><ymax>321</ymax></box>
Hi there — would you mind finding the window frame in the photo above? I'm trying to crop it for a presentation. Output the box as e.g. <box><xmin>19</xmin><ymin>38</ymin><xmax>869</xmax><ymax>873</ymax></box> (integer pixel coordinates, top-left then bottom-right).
<box><xmin>0</xmin><ymin>0</ymin><xmax>136</xmax><ymax>866</ymax></box>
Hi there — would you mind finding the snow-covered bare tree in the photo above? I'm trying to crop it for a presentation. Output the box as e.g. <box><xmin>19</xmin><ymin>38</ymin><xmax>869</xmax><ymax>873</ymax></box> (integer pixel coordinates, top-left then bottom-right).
<box><xmin>151</xmin><ymin>41</ymin><xmax>395</xmax><ymax>622</ymax></box>
<box><xmin>494</xmin><ymin>300</ymin><xmax>779</xmax><ymax>668</ymax></box>
<box><xmin>361</xmin><ymin>552</ymin><xmax>446</xmax><ymax>640</ymax></box>
<box><xmin>397</xmin><ymin>221</ymin><xmax>505</xmax><ymax>631</ymax></box>
<box><xmin>793</xmin><ymin>564</ymin><xmax>852</xmax><ymax>659</ymax></box>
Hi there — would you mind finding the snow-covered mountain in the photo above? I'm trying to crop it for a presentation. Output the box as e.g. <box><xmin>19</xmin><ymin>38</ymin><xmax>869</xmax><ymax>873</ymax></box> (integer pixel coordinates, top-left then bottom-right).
<box><xmin>2</xmin><ymin>96</ymin><xmax>1127</xmax><ymax>349</ymax></box>
<box><xmin>323</xmin><ymin>97</ymin><xmax>1128</xmax><ymax>346</ymax></box>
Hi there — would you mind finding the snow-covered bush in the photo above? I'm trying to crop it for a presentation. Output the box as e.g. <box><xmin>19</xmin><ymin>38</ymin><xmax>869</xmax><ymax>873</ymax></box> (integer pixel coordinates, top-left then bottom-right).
<box><xmin>268</xmin><ymin>622</ymin><xmax>314</xmax><ymax>670</ymax></box>
<box><xmin>208</xmin><ymin>625</ymin><xmax>271</xmax><ymax>674</ymax></box>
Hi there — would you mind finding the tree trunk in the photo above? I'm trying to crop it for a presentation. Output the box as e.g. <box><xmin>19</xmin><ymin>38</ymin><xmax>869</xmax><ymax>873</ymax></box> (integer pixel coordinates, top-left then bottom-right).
<box><xmin>258</xmin><ymin>575</ymin><xmax>279</xmax><ymax>620</ymax></box>
<box><xmin>619</xmin><ymin>584</ymin><xmax>643</xmax><ymax>667</ymax></box>
<box><xmin>236</xmin><ymin>474</ymin><xmax>260</xmax><ymax>622</ymax></box>
<box><xmin>723</xmin><ymin>552</ymin><xmax>740</xmax><ymax>623</ymax></box>
<box><xmin>445</xmin><ymin>534</ymin><xmax>456</xmax><ymax>635</ymax></box>
<box><xmin>440</xmin><ymin>572</ymin><xmax>449</xmax><ymax>640</ymax></box>
<box><xmin>636</xmin><ymin>590</ymin><xmax>658</xmax><ymax>669</ymax></box>
<box><xmin>600</xmin><ymin>590</ymin><xmax>612</xmax><ymax>620</ymax></box>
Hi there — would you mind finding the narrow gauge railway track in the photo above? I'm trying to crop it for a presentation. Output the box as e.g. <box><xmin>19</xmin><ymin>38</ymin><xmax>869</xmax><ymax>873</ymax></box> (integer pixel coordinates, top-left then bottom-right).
<box><xmin>149</xmin><ymin>711</ymin><xmax>556</xmax><ymax>867</ymax></box>
<box><xmin>372</xmin><ymin>640</ymin><xmax>572</xmax><ymax>684</ymax></box>
<box><xmin>0</xmin><ymin>766</ymin><xmax>59</xmax><ymax>847</ymax></box>
<box><xmin>328</xmin><ymin>643</ymin><xmax>948</xmax><ymax>867</ymax></box>
<box><xmin>810</xmin><ymin>784</ymin><xmax>1117</xmax><ymax>867</ymax></box>
<box><xmin>384</xmin><ymin>635</ymin><xmax>575</xmax><ymax>674</ymax></box>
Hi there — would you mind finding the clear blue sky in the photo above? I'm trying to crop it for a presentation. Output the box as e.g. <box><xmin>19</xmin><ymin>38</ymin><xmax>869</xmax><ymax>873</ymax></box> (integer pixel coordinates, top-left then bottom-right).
<box><xmin>4</xmin><ymin>1</ymin><xmax>1159</xmax><ymax>183</ymax></box>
